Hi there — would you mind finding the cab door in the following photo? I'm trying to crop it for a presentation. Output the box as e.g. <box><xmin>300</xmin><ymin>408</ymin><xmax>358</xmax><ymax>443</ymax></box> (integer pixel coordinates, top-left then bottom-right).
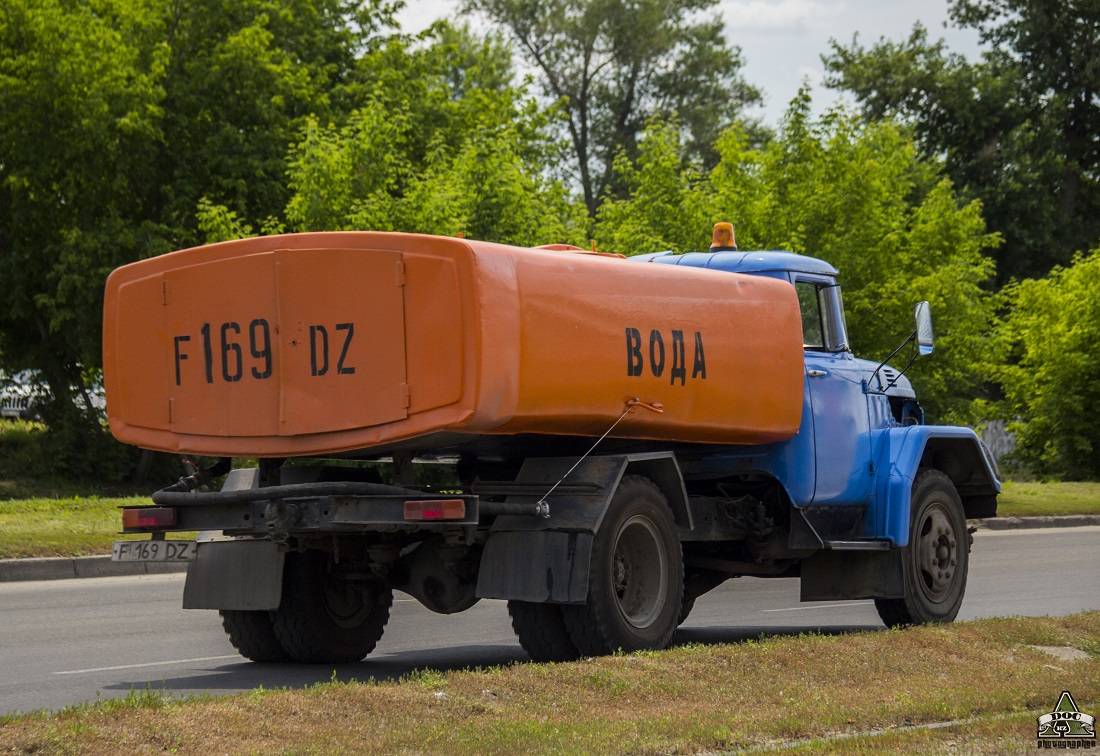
<box><xmin>795</xmin><ymin>278</ymin><xmax>874</xmax><ymax>505</ymax></box>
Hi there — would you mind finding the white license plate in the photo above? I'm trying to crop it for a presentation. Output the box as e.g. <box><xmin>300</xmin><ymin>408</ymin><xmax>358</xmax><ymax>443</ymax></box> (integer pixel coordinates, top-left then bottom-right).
<box><xmin>112</xmin><ymin>540</ymin><xmax>197</xmax><ymax>562</ymax></box>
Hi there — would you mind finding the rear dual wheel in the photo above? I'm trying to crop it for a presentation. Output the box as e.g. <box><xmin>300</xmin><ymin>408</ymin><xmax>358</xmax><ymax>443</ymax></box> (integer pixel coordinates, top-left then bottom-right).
<box><xmin>507</xmin><ymin>477</ymin><xmax>684</xmax><ymax>660</ymax></box>
<box><xmin>271</xmin><ymin>550</ymin><xmax>393</xmax><ymax>663</ymax></box>
<box><xmin>562</xmin><ymin>476</ymin><xmax>684</xmax><ymax>656</ymax></box>
<box><xmin>221</xmin><ymin>550</ymin><xmax>393</xmax><ymax>664</ymax></box>
<box><xmin>220</xmin><ymin>609</ymin><xmax>289</xmax><ymax>663</ymax></box>
<box><xmin>508</xmin><ymin>601</ymin><xmax>580</xmax><ymax>662</ymax></box>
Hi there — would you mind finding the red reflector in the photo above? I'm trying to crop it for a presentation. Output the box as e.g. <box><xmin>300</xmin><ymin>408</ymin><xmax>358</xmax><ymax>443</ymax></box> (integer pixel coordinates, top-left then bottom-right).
<box><xmin>403</xmin><ymin>499</ymin><xmax>465</xmax><ymax>521</ymax></box>
<box><xmin>122</xmin><ymin>507</ymin><xmax>177</xmax><ymax>529</ymax></box>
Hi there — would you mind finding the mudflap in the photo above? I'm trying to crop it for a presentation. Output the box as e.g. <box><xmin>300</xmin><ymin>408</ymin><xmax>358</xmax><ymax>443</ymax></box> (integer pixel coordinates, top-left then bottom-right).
<box><xmin>800</xmin><ymin>548</ymin><xmax>904</xmax><ymax>601</ymax></box>
<box><xmin>182</xmin><ymin>539</ymin><xmax>284</xmax><ymax>610</ymax></box>
<box><xmin>476</xmin><ymin>531</ymin><xmax>593</xmax><ymax>603</ymax></box>
<box><xmin>474</xmin><ymin>452</ymin><xmax>688</xmax><ymax>604</ymax></box>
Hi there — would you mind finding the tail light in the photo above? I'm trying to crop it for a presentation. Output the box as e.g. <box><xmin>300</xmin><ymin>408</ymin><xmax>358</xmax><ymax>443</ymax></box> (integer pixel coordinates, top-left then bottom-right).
<box><xmin>403</xmin><ymin>499</ymin><xmax>465</xmax><ymax>521</ymax></box>
<box><xmin>122</xmin><ymin>507</ymin><xmax>178</xmax><ymax>529</ymax></box>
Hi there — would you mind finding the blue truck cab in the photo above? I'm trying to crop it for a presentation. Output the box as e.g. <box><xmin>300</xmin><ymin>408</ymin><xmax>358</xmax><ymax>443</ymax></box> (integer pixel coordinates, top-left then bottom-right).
<box><xmin>630</xmin><ymin>243</ymin><xmax>1001</xmax><ymax>626</ymax></box>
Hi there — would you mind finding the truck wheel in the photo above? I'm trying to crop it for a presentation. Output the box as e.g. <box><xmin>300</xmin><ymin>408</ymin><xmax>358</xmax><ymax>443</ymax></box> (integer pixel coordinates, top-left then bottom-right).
<box><xmin>875</xmin><ymin>469</ymin><xmax>970</xmax><ymax>628</ymax></box>
<box><xmin>678</xmin><ymin>597</ymin><xmax>696</xmax><ymax>626</ymax></box>
<box><xmin>271</xmin><ymin>550</ymin><xmax>393</xmax><ymax>663</ymax></box>
<box><xmin>219</xmin><ymin>610</ymin><xmax>290</xmax><ymax>663</ymax></box>
<box><xmin>562</xmin><ymin>476</ymin><xmax>683</xmax><ymax>655</ymax></box>
<box><xmin>507</xmin><ymin>601</ymin><xmax>581</xmax><ymax>662</ymax></box>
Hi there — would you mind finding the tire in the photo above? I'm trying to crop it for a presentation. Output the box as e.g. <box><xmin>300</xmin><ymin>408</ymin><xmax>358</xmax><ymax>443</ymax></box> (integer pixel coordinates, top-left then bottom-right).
<box><xmin>678</xmin><ymin>596</ymin><xmax>696</xmax><ymax>626</ymax></box>
<box><xmin>220</xmin><ymin>609</ymin><xmax>291</xmax><ymax>662</ymax></box>
<box><xmin>875</xmin><ymin>469</ymin><xmax>970</xmax><ymax>628</ymax></box>
<box><xmin>507</xmin><ymin>600</ymin><xmax>581</xmax><ymax>663</ymax></box>
<box><xmin>271</xmin><ymin>550</ymin><xmax>393</xmax><ymax>663</ymax></box>
<box><xmin>562</xmin><ymin>476</ymin><xmax>683</xmax><ymax>656</ymax></box>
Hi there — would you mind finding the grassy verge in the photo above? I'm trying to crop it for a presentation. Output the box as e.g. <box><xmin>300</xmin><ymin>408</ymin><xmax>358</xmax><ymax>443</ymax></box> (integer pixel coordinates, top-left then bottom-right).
<box><xmin>1</xmin><ymin>613</ymin><xmax>1097</xmax><ymax>754</ymax></box>
<box><xmin>0</xmin><ymin>488</ymin><xmax>191</xmax><ymax>559</ymax></box>
<box><xmin>997</xmin><ymin>481</ymin><xmax>1100</xmax><ymax>517</ymax></box>
<box><xmin>0</xmin><ymin>479</ymin><xmax>1096</xmax><ymax>560</ymax></box>
<box><xmin>778</xmin><ymin>709</ymin><xmax>1086</xmax><ymax>754</ymax></box>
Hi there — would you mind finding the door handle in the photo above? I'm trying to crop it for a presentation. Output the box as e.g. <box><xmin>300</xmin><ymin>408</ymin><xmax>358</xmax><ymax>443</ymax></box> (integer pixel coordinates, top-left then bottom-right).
<box><xmin>807</xmin><ymin>369</ymin><xmax>827</xmax><ymax>378</ymax></box>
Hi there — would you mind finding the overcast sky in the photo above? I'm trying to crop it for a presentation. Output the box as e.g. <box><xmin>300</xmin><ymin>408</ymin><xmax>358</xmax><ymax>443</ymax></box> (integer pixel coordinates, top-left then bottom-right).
<box><xmin>395</xmin><ymin>0</ymin><xmax>985</xmax><ymax>126</ymax></box>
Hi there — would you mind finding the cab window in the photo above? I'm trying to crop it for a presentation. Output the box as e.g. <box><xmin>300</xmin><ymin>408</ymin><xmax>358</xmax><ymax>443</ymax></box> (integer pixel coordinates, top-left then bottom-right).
<box><xmin>796</xmin><ymin>282</ymin><xmax>824</xmax><ymax>348</ymax></box>
<box><xmin>795</xmin><ymin>279</ymin><xmax>849</xmax><ymax>352</ymax></box>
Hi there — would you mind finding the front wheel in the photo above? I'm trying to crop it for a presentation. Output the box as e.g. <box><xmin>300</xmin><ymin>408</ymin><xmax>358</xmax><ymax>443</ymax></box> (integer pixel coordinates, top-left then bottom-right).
<box><xmin>875</xmin><ymin>469</ymin><xmax>970</xmax><ymax>627</ymax></box>
<box><xmin>562</xmin><ymin>476</ymin><xmax>683</xmax><ymax>655</ymax></box>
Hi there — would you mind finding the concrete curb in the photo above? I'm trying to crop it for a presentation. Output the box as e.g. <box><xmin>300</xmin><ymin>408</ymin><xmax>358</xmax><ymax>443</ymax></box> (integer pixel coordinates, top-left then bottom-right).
<box><xmin>0</xmin><ymin>555</ymin><xmax>187</xmax><ymax>583</ymax></box>
<box><xmin>1</xmin><ymin>515</ymin><xmax>1097</xmax><ymax>583</ymax></box>
<box><xmin>973</xmin><ymin>514</ymin><xmax>1100</xmax><ymax>530</ymax></box>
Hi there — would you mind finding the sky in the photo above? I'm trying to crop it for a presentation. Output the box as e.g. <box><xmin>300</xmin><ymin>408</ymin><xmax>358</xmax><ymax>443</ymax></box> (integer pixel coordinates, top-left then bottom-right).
<box><xmin>395</xmin><ymin>0</ymin><xmax>985</xmax><ymax>126</ymax></box>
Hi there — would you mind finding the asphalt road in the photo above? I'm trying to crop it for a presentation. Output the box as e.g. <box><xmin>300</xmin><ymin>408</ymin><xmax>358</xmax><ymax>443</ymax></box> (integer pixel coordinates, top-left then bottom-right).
<box><xmin>1</xmin><ymin>526</ymin><xmax>1097</xmax><ymax>716</ymax></box>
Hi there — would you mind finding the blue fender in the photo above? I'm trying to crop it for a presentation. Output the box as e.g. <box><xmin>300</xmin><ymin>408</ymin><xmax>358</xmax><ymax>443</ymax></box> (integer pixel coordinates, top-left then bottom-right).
<box><xmin>867</xmin><ymin>425</ymin><xmax>1001</xmax><ymax>546</ymax></box>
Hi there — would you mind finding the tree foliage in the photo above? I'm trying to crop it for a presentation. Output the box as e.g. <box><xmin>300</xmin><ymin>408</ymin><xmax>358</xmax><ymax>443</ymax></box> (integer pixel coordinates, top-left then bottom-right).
<box><xmin>0</xmin><ymin>0</ymin><xmax>394</xmax><ymax>374</ymax></box>
<box><xmin>0</xmin><ymin>0</ymin><xmax>394</xmax><ymax>477</ymax></box>
<box><xmin>595</xmin><ymin>97</ymin><xmax>999</xmax><ymax>422</ymax></box>
<box><xmin>153</xmin><ymin>0</ymin><xmax>395</xmax><ymax>232</ymax></box>
<box><xmin>993</xmin><ymin>250</ymin><xmax>1100</xmax><ymax>480</ymax></box>
<box><xmin>466</xmin><ymin>0</ymin><xmax>761</xmax><ymax>217</ymax></box>
<box><xmin>7</xmin><ymin>0</ymin><xmax>1096</xmax><ymax>483</ymax></box>
<box><xmin>823</xmin><ymin>1</ymin><xmax>1100</xmax><ymax>284</ymax></box>
<box><xmin>283</xmin><ymin>23</ymin><xmax>588</xmax><ymax>245</ymax></box>
<box><xmin>0</xmin><ymin>0</ymin><xmax>171</xmax><ymax>478</ymax></box>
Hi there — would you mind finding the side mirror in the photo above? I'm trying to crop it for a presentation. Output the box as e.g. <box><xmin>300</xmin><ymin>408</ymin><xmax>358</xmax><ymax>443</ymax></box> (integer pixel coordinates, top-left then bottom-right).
<box><xmin>915</xmin><ymin>301</ymin><xmax>934</xmax><ymax>356</ymax></box>
<box><xmin>868</xmin><ymin>301</ymin><xmax>935</xmax><ymax>393</ymax></box>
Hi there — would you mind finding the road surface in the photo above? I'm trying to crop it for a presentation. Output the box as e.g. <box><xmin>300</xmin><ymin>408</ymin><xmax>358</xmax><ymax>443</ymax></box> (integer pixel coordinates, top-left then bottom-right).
<box><xmin>1</xmin><ymin>526</ymin><xmax>1097</xmax><ymax>715</ymax></box>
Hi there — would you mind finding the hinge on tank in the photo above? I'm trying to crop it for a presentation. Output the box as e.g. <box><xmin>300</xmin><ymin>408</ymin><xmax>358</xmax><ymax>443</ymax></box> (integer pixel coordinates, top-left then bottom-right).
<box><xmin>162</xmin><ymin>279</ymin><xmax>168</xmax><ymax>306</ymax></box>
<box><xmin>400</xmin><ymin>383</ymin><xmax>410</xmax><ymax>408</ymax></box>
<box><xmin>395</xmin><ymin>261</ymin><xmax>407</xmax><ymax>287</ymax></box>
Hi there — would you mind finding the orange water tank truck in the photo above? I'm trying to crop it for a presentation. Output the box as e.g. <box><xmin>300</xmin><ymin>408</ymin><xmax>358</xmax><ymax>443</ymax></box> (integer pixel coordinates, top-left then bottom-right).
<box><xmin>105</xmin><ymin>225</ymin><xmax>1000</xmax><ymax>664</ymax></box>
<box><xmin>103</xmin><ymin>231</ymin><xmax>805</xmax><ymax>457</ymax></box>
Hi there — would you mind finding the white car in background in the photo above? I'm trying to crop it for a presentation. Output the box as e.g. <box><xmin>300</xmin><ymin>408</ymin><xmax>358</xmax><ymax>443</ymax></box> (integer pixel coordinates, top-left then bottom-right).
<box><xmin>0</xmin><ymin>371</ymin><xmax>105</xmax><ymax>420</ymax></box>
<box><xmin>0</xmin><ymin>371</ymin><xmax>40</xmax><ymax>419</ymax></box>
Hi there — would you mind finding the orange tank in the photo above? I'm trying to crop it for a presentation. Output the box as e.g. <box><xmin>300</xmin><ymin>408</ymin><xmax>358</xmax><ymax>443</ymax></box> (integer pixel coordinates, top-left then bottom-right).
<box><xmin>102</xmin><ymin>232</ymin><xmax>805</xmax><ymax>457</ymax></box>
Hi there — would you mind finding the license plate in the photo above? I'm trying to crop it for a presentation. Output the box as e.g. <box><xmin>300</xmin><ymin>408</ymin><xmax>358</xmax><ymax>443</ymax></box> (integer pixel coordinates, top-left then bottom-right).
<box><xmin>112</xmin><ymin>540</ymin><xmax>197</xmax><ymax>562</ymax></box>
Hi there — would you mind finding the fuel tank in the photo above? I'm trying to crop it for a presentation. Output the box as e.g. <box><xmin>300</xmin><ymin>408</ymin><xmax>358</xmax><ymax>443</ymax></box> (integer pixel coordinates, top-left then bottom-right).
<box><xmin>103</xmin><ymin>232</ymin><xmax>805</xmax><ymax>457</ymax></box>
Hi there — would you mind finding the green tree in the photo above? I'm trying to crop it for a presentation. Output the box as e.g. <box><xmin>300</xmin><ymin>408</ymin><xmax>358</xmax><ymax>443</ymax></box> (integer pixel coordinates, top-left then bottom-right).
<box><xmin>466</xmin><ymin>0</ymin><xmax>761</xmax><ymax>217</ymax></box>
<box><xmin>0</xmin><ymin>0</ymin><xmax>394</xmax><ymax>478</ymax></box>
<box><xmin>596</xmin><ymin>98</ymin><xmax>999</xmax><ymax>422</ymax></box>
<box><xmin>993</xmin><ymin>249</ymin><xmax>1100</xmax><ymax>480</ymax></box>
<box><xmin>153</xmin><ymin>0</ymin><xmax>395</xmax><ymax>235</ymax></box>
<box><xmin>0</xmin><ymin>0</ymin><xmax>166</xmax><ymax>418</ymax></box>
<box><xmin>823</xmin><ymin>1</ymin><xmax>1100</xmax><ymax>284</ymax></box>
<box><xmin>285</xmin><ymin>22</ymin><xmax>587</xmax><ymax>245</ymax></box>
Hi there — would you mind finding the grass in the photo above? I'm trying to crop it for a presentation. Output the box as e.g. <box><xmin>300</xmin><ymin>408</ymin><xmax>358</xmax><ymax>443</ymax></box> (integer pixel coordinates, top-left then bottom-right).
<box><xmin>0</xmin><ymin>612</ymin><xmax>1096</xmax><ymax>754</ymax></box>
<box><xmin>0</xmin><ymin>477</ymin><xmax>195</xmax><ymax>559</ymax></box>
<box><xmin>774</xmin><ymin>709</ymin><xmax>1082</xmax><ymax>754</ymax></box>
<box><xmin>0</xmin><ymin>493</ymin><xmax>194</xmax><ymax>559</ymax></box>
<box><xmin>0</xmin><ymin>478</ymin><xmax>1095</xmax><ymax>560</ymax></box>
<box><xmin>997</xmin><ymin>481</ymin><xmax>1100</xmax><ymax>518</ymax></box>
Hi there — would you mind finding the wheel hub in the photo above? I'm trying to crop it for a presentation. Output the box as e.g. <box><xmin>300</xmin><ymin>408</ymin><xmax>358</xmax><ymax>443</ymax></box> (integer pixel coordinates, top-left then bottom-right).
<box><xmin>321</xmin><ymin>566</ymin><xmax>377</xmax><ymax>628</ymax></box>
<box><xmin>917</xmin><ymin>506</ymin><xmax>957</xmax><ymax>602</ymax></box>
<box><xmin>612</xmin><ymin>515</ymin><xmax>668</xmax><ymax>629</ymax></box>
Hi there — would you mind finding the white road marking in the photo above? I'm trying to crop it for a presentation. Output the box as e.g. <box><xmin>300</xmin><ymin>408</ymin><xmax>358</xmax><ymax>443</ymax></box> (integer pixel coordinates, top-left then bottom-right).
<box><xmin>54</xmin><ymin>655</ymin><xmax>240</xmax><ymax>675</ymax></box>
<box><xmin>760</xmin><ymin>601</ymin><xmax>874</xmax><ymax>613</ymax></box>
